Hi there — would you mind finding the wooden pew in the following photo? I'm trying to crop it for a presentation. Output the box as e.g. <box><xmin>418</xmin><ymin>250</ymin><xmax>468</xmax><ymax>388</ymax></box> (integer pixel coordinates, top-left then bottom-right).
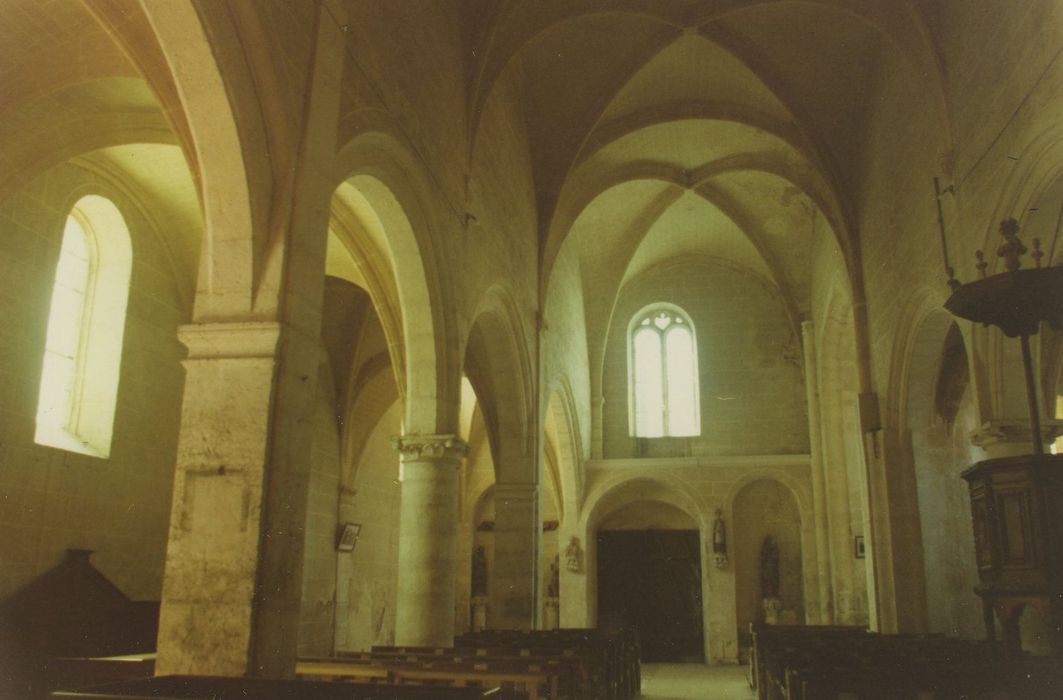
<box><xmin>748</xmin><ymin>623</ymin><xmax>868</xmax><ymax>699</ymax></box>
<box><xmin>455</xmin><ymin>627</ymin><xmax>638</xmax><ymax>700</ymax></box>
<box><xmin>368</xmin><ymin>645</ymin><xmax>593</xmax><ymax>698</ymax></box>
<box><xmin>765</xmin><ymin>633</ymin><xmax>954</xmax><ymax>700</ymax></box>
<box><xmin>750</xmin><ymin>624</ymin><xmax>1063</xmax><ymax>700</ymax></box>
<box><xmin>451</xmin><ymin>636</ymin><xmax>609</xmax><ymax>699</ymax></box>
<box><xmin>299</xmin><ymin>655</ymin><xmax>572</xmax><ymax>699</ymax></box>
<box><xmin>785</xmin><ymin>656</ymin><xmax>1063</xmax><ymax>700</ymax></box>
<box><xmin>52</xmin><ymin>674</ymin><xmax>524</xmax><ymax>699</ymax></box>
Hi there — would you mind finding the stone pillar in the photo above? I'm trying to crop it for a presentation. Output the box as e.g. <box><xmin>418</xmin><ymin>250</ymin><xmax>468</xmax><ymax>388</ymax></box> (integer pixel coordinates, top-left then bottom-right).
<box><xmin>156</xmin><ymin>321</ymin><xmax>319</xmax><ymax>677</ymax></box>
<box><xmin>334</xmin><ymin>484</ymin><xmax>357</xmax><ymax>651</ymax></box>
<box><xmin>862</xmin><ymin>425</ymin><xmax>930</xmax><ymax>633</ymax></box>
<box><xmin>491</xmin><ymin>482</ymin><xmax>541</xmax><ymax>629</ymax></box>
<box><xmin>393</xmin><ymin>434</ymin><xmax>468</xmax><ymax>646</ymax></box>
<box><xmin>801</xmin><ymin>321</ymin><xmax>832</xmax><ymax>623</ymax></box>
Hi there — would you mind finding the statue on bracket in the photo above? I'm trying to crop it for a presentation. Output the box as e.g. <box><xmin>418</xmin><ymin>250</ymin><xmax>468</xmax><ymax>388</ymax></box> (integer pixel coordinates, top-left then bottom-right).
<box><xmin>760</xmin><ymin>535</ymin><xmax>780</xmax><ymax>599</ymax></box>
<box><xmin>471</xmin><ymin>545</ymin><xmax>488</xmax><ymax>597</ymax></box>
<box><xmin>546</xmin><ymin>554</ymin><xmax>560</xmax><ymax>598</ymax></box>
<box><xmin>760</xmin><ymin>534</ymin><xmax>782</xmax><ymax>624</ymax></box>
<box><xmin>712</xmin><ymin>508</ymin><xmax>728</xmax><ymax>568</ymax></box>
<box><xmin>564</xmin><ymin>536</ymin><xmax>584</xmax><ymax>573</ymax></box>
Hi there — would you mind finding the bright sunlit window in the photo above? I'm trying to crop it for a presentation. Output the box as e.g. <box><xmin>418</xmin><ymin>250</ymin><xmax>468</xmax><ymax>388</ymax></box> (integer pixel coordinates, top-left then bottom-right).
<box><xmin>629</xmin><ymin>306</ymin><xmax>700</xmax><ymax>438</ymax></box>
<box><xmin>35</xmin><ymin>196</ymin><xmax>131</xmax><ymax>458</ymax></box>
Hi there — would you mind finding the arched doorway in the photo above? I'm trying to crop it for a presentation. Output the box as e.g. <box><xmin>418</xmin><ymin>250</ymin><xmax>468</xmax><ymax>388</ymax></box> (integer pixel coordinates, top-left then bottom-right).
<box><xmin>596</xmin><ymin>500</ymin><xmax>704</xmax><ymax>662</ymax></box>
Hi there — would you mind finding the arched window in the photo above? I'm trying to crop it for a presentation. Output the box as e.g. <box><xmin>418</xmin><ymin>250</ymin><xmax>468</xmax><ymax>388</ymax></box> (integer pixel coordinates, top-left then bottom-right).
<box><xmin>629</xmin><ymin>306</ymin><xmax>700</xmax><ymax>437</ymax></box>
<box><xmin>36</xmin><ymin>195</ymin><xmax>132</xmax><ymax>458</ymax></box>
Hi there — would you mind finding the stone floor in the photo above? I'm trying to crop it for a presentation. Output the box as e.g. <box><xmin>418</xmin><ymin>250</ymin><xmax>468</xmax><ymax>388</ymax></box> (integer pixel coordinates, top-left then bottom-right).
<box><xmin>639</xmin><ymin>663</ymin><xmax>754</xmax><ymax>699</ymax></box>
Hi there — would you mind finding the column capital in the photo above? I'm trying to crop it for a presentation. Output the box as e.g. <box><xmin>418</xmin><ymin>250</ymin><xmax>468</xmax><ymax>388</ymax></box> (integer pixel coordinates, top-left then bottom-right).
<box><xmin>392</xmin><ymin>433</ymin><xmax>469</xmax><ymax>462</ymax></box>
<box><xmin>970</xmin><ymin>420</ymin><xmax>1063</xmax><ymax>458</ymax></box>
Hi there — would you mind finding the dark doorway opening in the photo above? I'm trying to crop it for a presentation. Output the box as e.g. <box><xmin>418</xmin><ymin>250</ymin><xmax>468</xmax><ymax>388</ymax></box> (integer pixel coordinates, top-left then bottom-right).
<box><xmin>597</xmin><ymin>529</ymin><xmax>704</xmax><ymax>662</ymax></box>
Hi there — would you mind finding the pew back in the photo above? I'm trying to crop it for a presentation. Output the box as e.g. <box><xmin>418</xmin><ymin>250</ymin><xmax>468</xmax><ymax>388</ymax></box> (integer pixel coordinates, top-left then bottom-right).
<box><xmin>52</xmin><ymin>674</ymin><xmax>523</xmax><ymax>699</ymax></box>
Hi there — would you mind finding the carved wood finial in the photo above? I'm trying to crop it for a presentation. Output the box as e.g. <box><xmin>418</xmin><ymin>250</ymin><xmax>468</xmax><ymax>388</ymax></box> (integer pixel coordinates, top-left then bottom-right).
<box><xmin>996</xmin><ymin>218</ymin><xmax>1026</xmax><ymax>272</ymax></box>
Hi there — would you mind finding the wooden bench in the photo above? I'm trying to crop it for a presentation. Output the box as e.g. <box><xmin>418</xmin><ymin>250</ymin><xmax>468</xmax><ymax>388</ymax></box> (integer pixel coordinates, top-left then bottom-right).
<box><xmin>368</xmin><ymin>646</ymin><xmax>593</xmax><ymax>698</ymax></box>
<box><xmin>750</xmin><ymin>624</ymin><xmax>1063</xmax><ymax>700</ymax></box>
<box><xmin>299</xmin><ymin>655</ymin><xmax>572</xmax><ymax>699</ymax></box>
<box><xmin>749</xmin><ymin>623</ymin><xmax>867</xmax><ymax>696</ymax></box>
<box><xmin>761</xmin><ymin>633</ymin><xmax>954</xmax><ymax>700</ymax></box>
<box><xmin>51</xmin><ymin>674</ymin><xmax>524</xmax><ymax>699</ymax></box>
<box><xmin>753</xmin><ymin>625</ymin><xmax>885</xmax><ymax>700</ymax></box>
<box><xmin>785</xmin><ymin>657</ymin><xmax>1063</xmax><ymax>700</ymax></box>
<box><xmin>455</xmin><ymin>628</ymin><xmax>638</xmax><ymax>700</ymax></box>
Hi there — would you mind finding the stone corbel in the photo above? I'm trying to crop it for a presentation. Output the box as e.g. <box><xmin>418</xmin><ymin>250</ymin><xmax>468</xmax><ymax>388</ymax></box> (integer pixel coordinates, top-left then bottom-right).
<box><xmin>391</xmin><ymin>433</ymin><xmax>469</xmax><ymax>462</ymax></box>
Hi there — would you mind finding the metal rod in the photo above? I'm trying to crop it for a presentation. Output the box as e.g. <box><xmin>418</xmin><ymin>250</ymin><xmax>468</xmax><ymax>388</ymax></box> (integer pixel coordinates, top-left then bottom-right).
<box><xmin>1019</xmin><ymin>334</ymin><xmax>1044</xmax><ymax>455</ymax></box>
<box><xmin>1048</xmin><ymin>197</ymin><xmax>1063</xmax><ymax>265</ymax></box>
<box><xmin>934</xmin><ymin>177</ymin><xmax>955</xmax><ymax>282</ymax></box>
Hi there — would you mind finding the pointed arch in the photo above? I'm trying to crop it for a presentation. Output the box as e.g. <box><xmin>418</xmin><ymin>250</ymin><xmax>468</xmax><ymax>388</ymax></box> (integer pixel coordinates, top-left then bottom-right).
<box><xmin>545</xmin><ymin>376</ymin><xmax>585</xmax><ymax>521</ymax></box>
<box><xmin>463</xmin><ymin>283</ymin><xmax>536</xmax><ymax>482</ymax></box>
<box><xmin>333</xmin><ymin>129</ymin><xmax>458</xmax><ymax>434</ymax></box>
<box><xmin>138</xmin><ymin>0</ymin><xmax>261</xmax><ymax>319</ymax></box>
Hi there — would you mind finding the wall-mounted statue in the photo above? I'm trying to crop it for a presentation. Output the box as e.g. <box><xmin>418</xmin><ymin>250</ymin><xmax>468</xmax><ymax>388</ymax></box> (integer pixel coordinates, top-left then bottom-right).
<box><xmin>471</xmin><ymin>545</ymin><xmax>488</xmax><ymax>597</ymax></box>
<box><xmin>712</xmin><ymin>508</ymin><xmax>728</xmax><ymax>568</ymax></box>
<box><xmin>760</xmin><ymin>535</ymin><xmax>780</xmax><ymax>600</ymax></box>
<box><xmin>565</xmin><ymin>536</ymin><xmax>584</xmax><ymax>573</ymax></box>
<box><xmin>546</xmin><ymin>554</ymin><xmax>560</xmax><ymax>598</ymax></box>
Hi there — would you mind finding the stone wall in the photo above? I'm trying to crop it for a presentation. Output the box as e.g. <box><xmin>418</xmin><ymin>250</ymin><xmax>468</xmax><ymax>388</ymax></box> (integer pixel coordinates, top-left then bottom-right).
<box><xmin>601</xmin><ymin>257</ymin><xmax>807</xmax><ymax>459</ymax></box>
<box><xmin>852</xmin><ymin>0</ymin><xmax>1063</xmax><ymax>633</ymax></box>
<box><xmin>0</xmin><ymin>162</ymin><xmax>187</xmax><ymax>602</ymax></box>
<box><xmin>335</xmin><ymin>400</ymin><xmax>402</xmax><ymax>651</ymax></box>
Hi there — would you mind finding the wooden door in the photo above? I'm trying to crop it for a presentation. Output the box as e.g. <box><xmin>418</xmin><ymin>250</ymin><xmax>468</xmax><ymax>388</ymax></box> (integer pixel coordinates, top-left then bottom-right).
<box><xmin>597</xmin><ymin>529</ymin><xmax>704</xmax><ymax>662</ymax></box>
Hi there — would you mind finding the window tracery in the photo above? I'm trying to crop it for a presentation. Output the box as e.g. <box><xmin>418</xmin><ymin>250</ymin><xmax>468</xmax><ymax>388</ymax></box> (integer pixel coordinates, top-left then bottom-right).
<box><xmin>629</xmin><ymin>306</ymin><xmax>700</xmax><ymax>438</ymax></box>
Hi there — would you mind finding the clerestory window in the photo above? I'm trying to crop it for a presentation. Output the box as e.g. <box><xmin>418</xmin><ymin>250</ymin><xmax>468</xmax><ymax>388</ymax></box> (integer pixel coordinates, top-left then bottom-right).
<box><xmin>629</xmin><ymin>305</ymin><xmax>700</xmax><ymax>438</ymax></box>
<box><xmin>35</xmin><ymin>195</ymin><xmax>132</xmax><ymax>458</ymax></box>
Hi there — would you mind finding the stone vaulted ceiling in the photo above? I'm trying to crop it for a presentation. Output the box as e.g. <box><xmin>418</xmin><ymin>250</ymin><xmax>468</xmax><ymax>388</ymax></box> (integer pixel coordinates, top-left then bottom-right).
<box><xmin>463</xmin><ymin>0</ymin><xmax>942</xmax><ymax>368</ymax></box>
<box><xmin>0</xmin><ymin>0</ymin><xmax>202</xmax><ymax>307</ymax></box>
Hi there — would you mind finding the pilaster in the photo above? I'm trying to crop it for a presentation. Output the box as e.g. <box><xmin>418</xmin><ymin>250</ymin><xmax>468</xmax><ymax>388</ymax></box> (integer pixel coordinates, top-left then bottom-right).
<box><xmin>801</xmin><ymin>320</ymin><xmax>832</xmax><ymax>623</ymax></box>
<box><xmin>491</xmin><ymin>482</ymin><xmax>541</xmax><ymax>630</ymax></box>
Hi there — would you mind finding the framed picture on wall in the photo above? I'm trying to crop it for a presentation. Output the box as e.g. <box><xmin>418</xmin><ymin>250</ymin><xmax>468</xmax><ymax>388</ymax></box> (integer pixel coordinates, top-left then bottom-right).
<box><xmin>854</xmin><ymin>535</ymin><xmax>866</xmax><ymax>559</ymax></box>
<box><xmin>337</xmin><ymin>522</ymin><xmax>361</xmax><ymax>552</ymax></box>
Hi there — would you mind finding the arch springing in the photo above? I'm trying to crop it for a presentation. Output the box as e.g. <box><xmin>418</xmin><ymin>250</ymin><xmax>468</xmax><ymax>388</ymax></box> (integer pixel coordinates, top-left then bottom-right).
<box><xmin>629</xmin><ymin>305</ymin><xmax>700</xmax><ymax>438</ymax></box>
